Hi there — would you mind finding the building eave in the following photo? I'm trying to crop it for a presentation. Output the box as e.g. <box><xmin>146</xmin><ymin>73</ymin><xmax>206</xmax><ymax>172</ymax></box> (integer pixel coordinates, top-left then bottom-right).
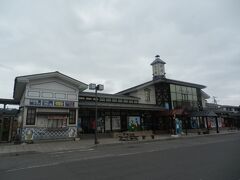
<box><xmin>117</xmin><ymin>78</ymin><xmax>206</xmax><ymax>95</ymax></box>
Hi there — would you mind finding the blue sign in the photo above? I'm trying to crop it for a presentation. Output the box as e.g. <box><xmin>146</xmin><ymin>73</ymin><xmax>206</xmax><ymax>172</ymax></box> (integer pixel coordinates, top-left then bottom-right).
<box><xmin>42</xmin><ymin>100</ymin><xmax>54</xmax><ymax>107</ymax></box>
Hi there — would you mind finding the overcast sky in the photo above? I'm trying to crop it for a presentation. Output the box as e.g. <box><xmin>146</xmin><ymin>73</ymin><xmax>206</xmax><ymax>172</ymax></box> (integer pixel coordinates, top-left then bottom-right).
<box><xmin>0</xmin><ymin>0</ymin><xmax>240</xmax><ymax>107</ymax></box>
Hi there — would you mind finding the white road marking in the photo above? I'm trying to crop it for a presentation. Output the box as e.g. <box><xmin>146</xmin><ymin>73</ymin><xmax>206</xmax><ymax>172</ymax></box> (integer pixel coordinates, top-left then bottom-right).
<box><xmin>6</xmin><ymin>162</ymin><xmax>60</xmax><ymax>173</ymax></box>
<box><xmin>49</xmin><ymin>148</ymin><xmax>94</xmax><ymax>154</ymax></box>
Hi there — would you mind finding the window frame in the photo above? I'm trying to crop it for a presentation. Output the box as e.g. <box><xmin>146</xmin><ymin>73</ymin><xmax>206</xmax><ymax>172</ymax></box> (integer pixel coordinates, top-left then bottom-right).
<box><xmin>144</xmin><ymin>88</ymin><xmax>151</xmax><ymax>102</ymax></box>
<box><xmin>26</xmin><ymin>108</ymin><xmax>36</xmax><ymax>125</ymax></box>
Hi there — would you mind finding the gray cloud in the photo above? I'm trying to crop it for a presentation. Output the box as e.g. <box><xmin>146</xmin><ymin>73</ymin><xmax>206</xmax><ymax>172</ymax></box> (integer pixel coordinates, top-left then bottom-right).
<box><xmin>0</xmin><ymin>0</ymin><xmax>240</xmax><ymax>106</ymax></box>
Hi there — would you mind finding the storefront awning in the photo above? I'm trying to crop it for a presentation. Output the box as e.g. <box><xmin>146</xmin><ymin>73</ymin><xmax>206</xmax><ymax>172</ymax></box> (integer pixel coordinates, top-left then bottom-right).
<box><xmin>48</xmin><ymin>115</ymin><xmax>67</xmax><ymax>120</ymax></box>
<box><xmin>190</xmin><ymin>110</ymin><xmax>217</xmax><ymax>117</ymax></box>
<box><xmin>36</xmin><ymin>108</ymin><xmax>69</xmax><ymax>115</ymax></box>
<box><xmin>170</xmin><ymin>109</ymin><xmax>188</xmax><ymax>116</ymax></box>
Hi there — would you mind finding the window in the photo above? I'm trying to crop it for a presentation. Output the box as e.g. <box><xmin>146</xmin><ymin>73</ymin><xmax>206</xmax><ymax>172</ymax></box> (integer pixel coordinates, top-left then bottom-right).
<box><xmin>144</xmin><ymin>89</ymin><xmax>151</xmax><ymax>102</ymax></box>
<box><xmin>106</xmin><ymin>98</ymin><xmax>111</xmax><ymax>102</ymax></box>
<box><xmin>182</xmin><ymin>94</ymin><xmax>188</xmax><ymax>101</ymax></box>
<box><xmin>176</xmin><ymin>85</ymin><xmax>182</xmax><ymax>93</ymax></box>
<box><xmin>193</xmin><ymin>95</ymin><xmax>198</xmax><ymax>101</ymax></box>
<box><xmin>47</xmin><ymin>119</ymin><xmax>65</xmax><ymax>128</ymax></box>
<box><xmin>55</xmin><ymin>93</ymin><xmax>66</xmax><ymax>99</ymax></box>
<box><xmin>170</xmin><ymin>84</ymin><xmax>176</xmax><ymax>92</ymax></box>
<box><xmin>69</xmin><ymin>110</ymin><xmax>76</xmax><ymax>124</ymax></box>
<box><xmin>99</xmin><ymin>98</ymin><xmax>105</xmax><ymax>102</ymax></box>
<box><xmin>188</xmin><ymin>94</ymin><xmax>193</xmax><ymax>101</ymax></box>
<box><xmin>177</xmin><ymin>93</ymin><xmax>182</xmax><ymax>100</ymax></box>
<box><xmin>129</xmin><ymin>100</ymin><xmax>134</xmax><ymax>104</ymax></box>
<box><xmin>192</xmin><ymin>88</ymin><xmax>197</xmax><ymax>95</ymax></box>
<box><xmin>123</xmin><ymin>99</ymin><xmax>129</xmax><ymax>103</ymax></box>
<box><xmin>85</xmin><ymin>97</ymin><xmax>92</xmax><ymax>101</ymax></box>
<box><xmin>79</xmin><ymin>96</ymin><xmax>85</xmax><ymax>100</ymax></box>
<box><xmin>112</xmin><ymin>98</ymin><xmax>118</xmax><ymax>103</ymax></box>
<box><xmin>171</xmin><ymin>93</ymin><xmax>177</xmax><ymax>100</ymax></box>
<box><xmin>26</xmin><ymin>108</ymin><xmax>36</xmax><ymax>125</ymax></box>
<box><xmin>182</xmin><ymin>86</ymin><xmax>187</xmax><ymax>94</ymax></box>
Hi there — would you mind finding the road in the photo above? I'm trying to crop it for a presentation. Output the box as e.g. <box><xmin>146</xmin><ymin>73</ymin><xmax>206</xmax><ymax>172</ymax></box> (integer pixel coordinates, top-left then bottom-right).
<box><xmin>0</xmin><ymin>133</ymin><xmax>240</xmax><ymax>180</ymax></box>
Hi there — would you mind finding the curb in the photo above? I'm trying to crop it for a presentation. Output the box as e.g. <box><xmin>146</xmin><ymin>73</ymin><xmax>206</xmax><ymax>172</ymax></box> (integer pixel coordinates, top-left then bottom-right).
<box><xmin>93</xmin><ymin>131</ymin><xmax>240</xmax><ymax>148</ymax></box>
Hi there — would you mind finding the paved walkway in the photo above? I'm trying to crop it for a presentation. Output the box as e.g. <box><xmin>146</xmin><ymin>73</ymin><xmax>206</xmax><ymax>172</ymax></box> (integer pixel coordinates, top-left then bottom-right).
<box><xmin>0</xmin><ymin>130</ymin><xmax>239</xmax><ymax>156</ymax></box>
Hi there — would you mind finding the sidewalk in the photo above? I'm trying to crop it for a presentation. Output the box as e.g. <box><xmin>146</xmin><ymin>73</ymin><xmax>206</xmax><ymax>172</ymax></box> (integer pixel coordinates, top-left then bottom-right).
<box><xmin>0</xmin><ymin>130</ymin><xmax>239</xmax><ymax>157</ymax></box>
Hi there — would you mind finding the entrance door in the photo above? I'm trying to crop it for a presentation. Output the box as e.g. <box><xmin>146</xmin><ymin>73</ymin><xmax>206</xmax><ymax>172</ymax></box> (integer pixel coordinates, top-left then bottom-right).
<box><xmin>121</xmin><ymin>116</ymin><xmax>127</xmax><ymax>131</ymax></box>
<box><xmin>0</xmin><ymin>117</ymin><xmax>10</xmax><ymax>142</ymax></box>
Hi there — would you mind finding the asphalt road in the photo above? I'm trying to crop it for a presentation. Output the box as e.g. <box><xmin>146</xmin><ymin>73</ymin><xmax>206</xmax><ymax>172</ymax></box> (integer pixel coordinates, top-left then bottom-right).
<box><xmin>0</xmin><ymin>133</ymin><xmax>240</xmax><ymax>180</ymax></box>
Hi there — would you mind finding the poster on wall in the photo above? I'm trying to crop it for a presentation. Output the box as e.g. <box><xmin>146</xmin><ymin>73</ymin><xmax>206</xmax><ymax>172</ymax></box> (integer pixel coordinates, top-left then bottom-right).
<box><xmin>208</xmin><ymin>117</ymin><xmax>216</xmax><ymax>128</ymax></box>
<box><xmin>112</xmin><ymin>116</ymin><xmax>121</xmax><ymax>130</ymax></box>
<box><xmin>105</xmin><ymin>116</ymin><xmax>111</xmax><ymax>131</ymax></box>
<box><xmin>190</xmin><ymin>117</ymin><xmax>199</xmax><ymax>129</ymax></box>
<box><xmin>128</xmin><ymin>116</ymin><xmax>140</xmax><ymax>131</ymax></box>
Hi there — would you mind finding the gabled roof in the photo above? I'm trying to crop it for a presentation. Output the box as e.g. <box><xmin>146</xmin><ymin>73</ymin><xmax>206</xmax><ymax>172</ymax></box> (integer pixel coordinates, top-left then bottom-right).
<box><xmin>116</xmin><ymin>78</ymin><xmax>206</xmax><ymax>95</ymax></box>
<box><xmin>201</xmin><ymin>90</ymin><xmax>210</xmax><ymax>99</ymax></box>
<box><xmin>13</xmin><ymin>71</ymin><xmax>88</xmax><ymax>101</ymax></box>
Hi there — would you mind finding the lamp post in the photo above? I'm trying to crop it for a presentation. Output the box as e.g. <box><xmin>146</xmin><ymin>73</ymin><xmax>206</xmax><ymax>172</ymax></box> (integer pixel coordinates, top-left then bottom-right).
<box><xmin>89</xmin><ymin>83</ymin><xmax>104</xmax><ymax>144</ymax></box>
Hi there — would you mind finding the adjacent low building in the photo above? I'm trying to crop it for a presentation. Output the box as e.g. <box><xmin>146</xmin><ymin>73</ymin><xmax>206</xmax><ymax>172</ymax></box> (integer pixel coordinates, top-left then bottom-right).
<box><xmin>13</xmin><ymin>71</ymin><xmax>87</xmax><ymax>141</ymax></box>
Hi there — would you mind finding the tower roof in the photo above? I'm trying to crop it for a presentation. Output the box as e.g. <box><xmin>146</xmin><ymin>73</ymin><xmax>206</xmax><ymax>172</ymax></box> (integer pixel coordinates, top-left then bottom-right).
<box><xmin>150</xmin><ymin>55</ymin><xmax>166</xmax><ymax>65</ymax></box>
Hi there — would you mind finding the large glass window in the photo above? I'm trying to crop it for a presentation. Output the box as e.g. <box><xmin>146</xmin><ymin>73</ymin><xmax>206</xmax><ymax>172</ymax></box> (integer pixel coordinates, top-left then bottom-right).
<box><xmin>182</xmin><ymin>86</ymin><xmax>187</xmax><ymax>94</ymax></box>
<box><xmin>170</xmin><ymin>84</ymin><xmax>199</xmax><ymax>109</ymax></box>
<box><xmin>177</xmin><ymin>93</ymin><xmax>182</xmax><ymax>100</ymax></box>
<box><xmin>187</xmin><ymin>87</ymin><xmax>192</xmax><ymax>94</ymax></box>
<box><xmin>193</xmin><ymin>95</ymin><xmax>198</xmax><ymax>101</ymax></box>
<box><xmin>176</xmin><ymin>85</ymin><xmax>182</xmax><ymax>93</ymax></box>
<box><xmin>170</xmin><ymin>84</ymin><xmax>176</xmax><ymax>92</ymax></box>
<box><xmin>192</xmin><ymin>88</ymin><xmax>197</xmax><ymax>95</ymax></box>
<box><xmin>171</xmin><ymin>93</ymin><xmax>177</xmax><ymax>100</ymax></box>
<box><xmin>26</xmin><ymin>108</ymin><xmax>36</xmax><ymax>125</ymax></box>
<box><xmin>188</xmin><ymin>94</ymin><xmax>193</xmax><ymax>101</ymax></box>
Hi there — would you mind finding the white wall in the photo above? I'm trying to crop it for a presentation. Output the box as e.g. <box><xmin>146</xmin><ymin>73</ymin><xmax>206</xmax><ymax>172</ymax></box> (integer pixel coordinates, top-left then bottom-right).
<box><xmin>129</xmin><ymin>85</ymin><xmax>156</xmax><ymax>104</ymax></box>
<box><xmin>23</xmin><ymin>78</ymin><xmax>79</xmax><ymax>107</ymax></box>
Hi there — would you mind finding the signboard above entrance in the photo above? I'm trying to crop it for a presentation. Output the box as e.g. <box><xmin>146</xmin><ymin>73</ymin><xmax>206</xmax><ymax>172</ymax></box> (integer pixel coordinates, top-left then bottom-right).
<box><xmin>29</xmin><ymin>99</ymin><xmax>75</xmax><ymax>108</ymax></box>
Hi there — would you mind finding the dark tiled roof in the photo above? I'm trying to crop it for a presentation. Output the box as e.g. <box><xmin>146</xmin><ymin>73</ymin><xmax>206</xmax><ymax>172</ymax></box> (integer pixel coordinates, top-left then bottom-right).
<box><xmin>190</xmin><ymin>110</ymin><xmax>217</xmax><ymax>117</ymax></box>
<box><xmin>0</xmin><ymin>108</ymin><xmax>19</xmax><ymax>115</ymax></box>
<box><xmin>79</xmin><ymin>101</ymin><xmax>165</xmax><ymax>111</ymax></box>
<box><xmin>0</xmin><ymin>98</ymin><xmax>19</xmax><ymax>105</ymax></box>
<box><xmin>79</xmin><ymin>92</ymin><xmax>139</xmax><ymax>100</ymax></box>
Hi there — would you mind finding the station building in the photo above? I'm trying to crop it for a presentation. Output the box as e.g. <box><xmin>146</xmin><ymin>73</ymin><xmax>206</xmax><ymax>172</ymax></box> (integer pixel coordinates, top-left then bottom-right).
<box><xmin>2</xmin><ymin>55</ymin><xmax>232</xmax><ymax>142</ymax></box>
<box><xmin>78</xmin><ymin>55</ymin><xmax>214</xmax><ymax>136</ymax></box>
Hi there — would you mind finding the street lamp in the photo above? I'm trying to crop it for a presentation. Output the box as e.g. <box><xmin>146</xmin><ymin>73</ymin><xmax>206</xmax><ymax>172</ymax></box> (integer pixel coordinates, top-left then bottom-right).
<box><xmin>89</xmin><ymin>83</ymin><xmax>104</xmax><ymax>144</ymax></box>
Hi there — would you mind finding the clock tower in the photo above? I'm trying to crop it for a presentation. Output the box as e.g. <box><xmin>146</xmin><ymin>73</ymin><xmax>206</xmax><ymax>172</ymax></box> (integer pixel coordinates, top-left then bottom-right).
<box><xmin>151</xmin><ymin>55</ymin><xmax>166</xmax><ymax>80</ymax></box>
